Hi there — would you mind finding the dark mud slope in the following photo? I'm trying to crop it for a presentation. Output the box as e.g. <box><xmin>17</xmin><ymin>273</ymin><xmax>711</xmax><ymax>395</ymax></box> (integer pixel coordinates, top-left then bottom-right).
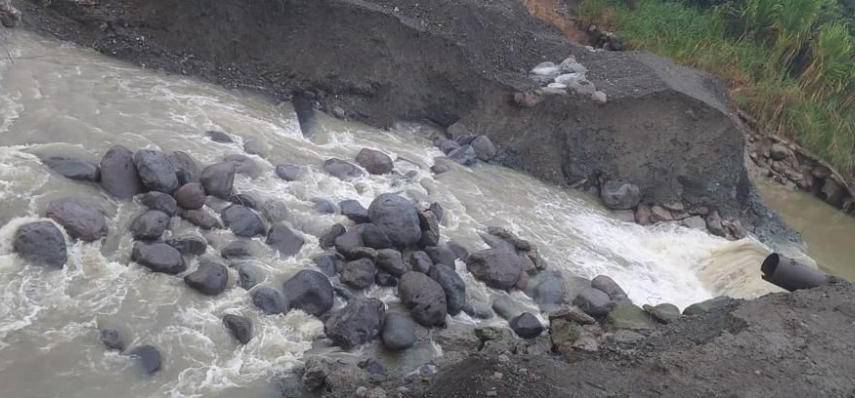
<box><xmin>18</xmin><ymin>0</ymin><xmax>786</xmax><ymax>237</ymax></box>
<box><xmin>427</xmin><ymin>281</ymin><xmax>855</xmax><ymax>397</ymax></box>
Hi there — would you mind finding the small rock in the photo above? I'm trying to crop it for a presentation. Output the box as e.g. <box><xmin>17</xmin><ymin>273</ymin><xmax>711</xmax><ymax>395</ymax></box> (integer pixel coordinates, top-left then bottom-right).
<box><xmin>133</xmin><ymin>150</ymin><xmax>179</xmax><ymax>193</ymax></box>
<box><xmin>129</xmin><ymin>210</ymin><xmax>171</xmax><ymax>241</ymax></box>
<box><xmin>368</xmin><ymin>193</ymin><xmax>422</xmax><ymax>248</ymax></box>
<box><xmin>471</xmin><ymin>135</ymin><xmax>497</xmax><ymax>161</ymax></box>
<box><xmin>429</xmin><ymin>264</ymin><xmax>466</xmax><ymax>315</ymax></box>
<box><xmin>46</xmin><ymin>198</ymin><xmax>109</xmax><ymax>242</ymax></box>
<box><xmin>375</xmin><ymin>249</ymin><xmax>408</xmax><ymax>277</ymax></box>
<box><xmin>465</xmin><ymin>248</ymin><xmax>523</xmax><ymax>290</ymax></box>
<box><xmin>340</xmin><ymin>200</ymin><xmax>370</xmax><ymax>223</ymax></box>
<box><xmin>206</xmin><ymin>130</ymin><xmax>233</xmax><ymax>143</ymax></box>
<box><xmin>266</xmin><ymin>223</ymin><xmax>305</xmax><ymax>258</ymax></box>
<box><xmin>251</xmin><ymin>286</ymin><xmax>289</xmax><ymax>315</ymax></box>
<box><xmin>169</xmin><ymin>151</ymin><xmax>199</xmax><ymax>186</ymax></box>
<box><xmin>705</xmin><ymin>211</ymin><xmax>726</xmax><ymax>237</ymax></box>
<box><xmin>418</xmin><ymin>210</ymin><xmax>440</xmax><ymax>248</ymax></box>
<box><xmin>341</xmin><ymin>258</ymin><xmax>377</xmax><ymax>289</ymax></box>
<box><xmin>224</xmin><ymin>154</ymin><xmax>262</xmax><ymax>179</ymax></box>
<box><xmin>399</xmin><ymin>271</ymin><xmax>447</xmax><ymax>327</ymax></box>
<box><xmin>643</xmin><ymin>303</ymin><xmax>681</xmax><ymax>324</ymax></box>
<box><xmin>174</xmin><ymin>182</ymin><xmax>207</xmax><ymax>210</ymax></box>
<box><xmin>323</xmin><ymin>158</ymin><xmax>365</xmax><ymax>180</ymax></box>
<box><xmin>313</xmin><ymin>253</ymin><xmax>340</xmax><ymax>277</ymax></box>
<box><xmin>606</xmin><ymin>302</ymin><xmax>655</xmax><ymax>330</ymax></box>
<box><xmin>324</xmin><ymin>298</ymin><xmax>385</xmax><ymax>349</ymax></box>
<box><xmin>221</xmin><ymin>205</ymin><xmax>266</xmax><ymax>237</ymax></box>
<box><xmin>179</xmin><ymin>208</ymin><xmax>222</xmax><ymax>229</ymax></box>
<box><xmin>13</xmin><ymin>221</ymin><xmax>67</xmax><ymax>267</ymax></box>
<box><xmin>434</xmin><ymin>138</ymin><xmax>461</xmax><ymax>155</ymax></box>
<box><xmin>99</xmin><ymin>145</ymin><xmax>144</xmax><ymax>199</ymax></box>
<box><xmin>769</xmin><ymin>143</ymin><xmax>791</xmax><ymax>161</ymax></box>
<box><xmin>42</xmin><ymin>157</ymin><xmax>100</xmax><ymax>182</ymax></box>
<box><xmin>381</xmin><ymin>312</ymin><xmax>417</xmax><ymax>351</ymax></box>
<box><xmin>243</xmin><ymin>137</ymin><xmax>270</xmax><ymax>157</ymax></box>
<box><xmin>635</xmin><ymin>204</ymin><xmax>652</xmax><ymax>225</ymax></box>
<box><xmin>406</xmin><ymin>250</ymin><xmax>433</xmax><ymax>274</ymax></box>
<box><xmin>355</xmin><ymin>148</ymin><xmax>394</xmax><ymax>175</ymax></box>
<box><xmin>682</xmin><ymin>215</ymin><xmax>708</xmax><ymax>231</ymax></box>
<box><xmin>590</xmin><ymin>275</ymin><xmax>628</xmax><ymax>302</ymax></box>
<box><xmin>375</xmin><ymin>271</ymin><xmax>397</xmax><ymax>287</ymax></box>
<box><xmin>319</xmin><ymin>224</ymin><xmax>346</xmax><ymax>249</ymax></box>
<box><xmin>223</xmin><ymin>314</ymin><xmax>253</xmax><ymax>345</ymax></box>
<box><xmin>167</xmin><ymin>234</ymin><xmax>207</xmax><ymax>256</ymax></box>
<box><xmin>600</xmin><ymin>181</ymin><xmax>641</xmax><ymax>210</ymax></box>
<box><xmin>200</xmin><ymin>162</ymin><xmax>236</xmax><ymax>199</ymax></box>
<box><xmin>447</xmin><ymin>145</ymin><xmax>477</xmax><ymax>166</ymax></box>
<box><xmin>229</xmin><ymin>192</ymin><xmax>260</xmax><ymax>209</ymax></box>
<box><xmin>236</xmin><ymin>262</ymin><xmax>266</xmax><ymax>290</ymax></box>
<box><xmin>132</xmin><ymin>242</ymin><xmax>186</xmax><ymax>274</ymax></box>
<box><xmin>548</xmin><ymin>306</ymin><xmax>597</xmax><ymax>325</ymax></box>
<box><xmin>128</xmin><ymin>345</ymin><xmax>161</xmax><ymax>375</ymax></box>
<box><xmin>184</xmin><ymin>259</ymin><xmax>229</xmax><ymax>295</ymax></box>
<box><xmin>282</xmin><ymin>270</ymin><xmax>334</xmax><ymax>316</ymax></box>
<box><xmin>650</xmin><ymin>205</ymin><xmax>673</xmax><ymax>222</ymax></box>
<box><xmin>573</xmin><ymin>287</ymin><xmax>613</xmax><ymax>317</ymax></box>
<box><xmin>424</xmin><ymin>244</ymin><xmax>456</xmax><ymax>267</ymax></box>
<box><xmin>311</xmin><ymin>198</ymin><xmax>337</xmax><ymax>215</ymax></box>
<box><xmin>275</xmin><ymin>164</ymin><xmax>304</xmax><ymax>181</ymax></box>
<box><xmin>138</xmin><ymin>191</ymin><xmax>178</xmax><ymax>216</ymax></box>
<box><xmin>100</xmin><ymin>328</ymin><xmax>125</xmax><ymax>351</ymax></box>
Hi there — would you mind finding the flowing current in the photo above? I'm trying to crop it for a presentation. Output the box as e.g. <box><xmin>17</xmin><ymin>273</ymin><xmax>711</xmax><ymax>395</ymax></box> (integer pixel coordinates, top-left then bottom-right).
<box><xmin>0</xmin><ymin>31</ymin><xmax>787</xmax><ymax>397</ymax></box>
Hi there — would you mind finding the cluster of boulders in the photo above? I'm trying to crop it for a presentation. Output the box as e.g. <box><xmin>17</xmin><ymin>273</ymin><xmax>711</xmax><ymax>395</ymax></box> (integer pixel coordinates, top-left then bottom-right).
<box><xmin>427</xmin><ymin>123</ymin><xmax>498</xmax><ymax>173</ymax></box>
<box><xmin>595</xmin><ymin>179</ymin><xmax>748</xmax><ymax>240</ymax></box>
<box><xmin>748</xmin><ymin>134</ymin><xmax>854</xmax><ymax>214</ymax></box>
<box><xmin>528</xmin><ymin>56</ymin><xmax>607</xmax><ymax>104</ymax></box>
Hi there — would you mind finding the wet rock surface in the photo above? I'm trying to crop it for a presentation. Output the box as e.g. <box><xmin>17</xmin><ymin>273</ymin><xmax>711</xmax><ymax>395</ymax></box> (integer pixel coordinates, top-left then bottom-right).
<box><xmin>222</xmin><ymin>314</ymin><xmax>253</xmax><ymax>345</ymax></box>
<box><xmin>99</xmin><ymin>145</ymin><xmax>143</xmax><ymax>199</ymax></box>
<box><xmin>13</xmin><ymin>221</ymin><xmax>67</xmax><ymax>268</ymax></box>
<box><xmin>129</xmin><ymin>210</ymin><xmax>170</xmax><ymax>241</ymax></box>
<box><xmin>282</xmin><ymin>270</ymin><xmax>334</xmax><ymax>316</ymax></box>
<box><xmin>138</xmin><ymin>191</ymin><xmax>178</xmax><ymax>216</ymax></box>
<box><xmin>46</xmin><ymin>198</ymin><xmax>109</xmax><ymax>242</ymax></box>
<box><xmin>398</xmin><ymin>271</ymin><xmax>447</xmax><ymax>327</ymax></box>
<box><xmin>184</xmin><ymin>259</ymin><xmax>229</xmax><ymax>296</ymax></box>
<box><xmin>42</xmin><ymin>156</ymin><xmax>100</xmax><ymax>182</ymax></box>
<box><xmin>381</xmin><ymin>312</ymin><xmax>417</xmax><ymax>351</ymax></box>
<box><xmin>324</xmin><ymin>298</ymin><xmax>385</xmax><ymax>349</ymax></box>
<box><xmin>368</xmin><ymin>193</ymin><xmax>422</xmax><ymax>247</ymax></box>
<box><xmin>133</xmin><ymin>149</ymin><xmax>179</xmax><ymax>193</ymax></box>
<box><xmin>131</xmin><ymin>242</ymin><xmax>186</xmax><ymax>275</ymax></box>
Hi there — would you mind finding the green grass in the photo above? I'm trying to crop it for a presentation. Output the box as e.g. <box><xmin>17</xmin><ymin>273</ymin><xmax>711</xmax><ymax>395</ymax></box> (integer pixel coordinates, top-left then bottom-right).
<box><xmin>577</xmin><ymin>0</ymin><xmax>855</xmax><ymax>179</ymax></box>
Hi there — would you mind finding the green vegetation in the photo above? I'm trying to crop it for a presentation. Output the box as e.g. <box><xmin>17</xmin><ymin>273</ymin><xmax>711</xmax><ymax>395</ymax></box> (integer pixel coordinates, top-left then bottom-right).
<box><xmin>577</xmin><ymin>0</ymin><xmax>855</xmax><ymax>179</ymax></box>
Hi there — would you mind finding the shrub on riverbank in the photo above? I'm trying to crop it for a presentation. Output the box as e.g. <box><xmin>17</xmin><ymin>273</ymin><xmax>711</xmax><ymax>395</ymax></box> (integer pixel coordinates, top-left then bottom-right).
<box><xmin>577</xmin><ymin>0</ymin><xmax>855</xmax><ymax>181</ymax></box>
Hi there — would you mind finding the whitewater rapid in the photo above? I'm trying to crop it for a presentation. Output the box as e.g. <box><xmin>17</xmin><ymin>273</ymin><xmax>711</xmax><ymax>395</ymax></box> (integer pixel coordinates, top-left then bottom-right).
<box><xmin>0</xmin><ymin>30</ymin><xmax>784</xmax><ymax>397</ymax></box>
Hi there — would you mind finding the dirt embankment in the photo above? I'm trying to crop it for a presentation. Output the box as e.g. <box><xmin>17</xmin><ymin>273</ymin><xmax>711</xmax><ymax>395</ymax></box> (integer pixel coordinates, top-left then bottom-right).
<box><xmin>13</xmin><ymin>0</ymin><xmax>798</xmax><ymax>242</ymax></box>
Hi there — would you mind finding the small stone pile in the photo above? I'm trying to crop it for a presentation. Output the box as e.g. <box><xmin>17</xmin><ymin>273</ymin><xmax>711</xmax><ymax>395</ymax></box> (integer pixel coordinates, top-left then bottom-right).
<box><xmin>428</xmin><ymin>122</ymin><xmax>498</xmax><ymax>173</ymax></box>
<box><xmin>528</xmin><ymin>56</ymin><xmax>607</xmax><ymax>104</ymax></box>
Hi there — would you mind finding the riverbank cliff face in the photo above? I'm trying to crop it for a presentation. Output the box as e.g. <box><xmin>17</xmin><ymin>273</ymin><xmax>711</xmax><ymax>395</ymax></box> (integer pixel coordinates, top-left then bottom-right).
<box><xmin>16</xmin><ymin>0</ymin><xmax>792</xmax><ymax>240</ymax></box>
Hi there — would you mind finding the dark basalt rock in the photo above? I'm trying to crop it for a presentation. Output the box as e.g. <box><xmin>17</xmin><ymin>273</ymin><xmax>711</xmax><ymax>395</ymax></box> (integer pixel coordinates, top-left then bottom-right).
<box><xmin>43</xmin><ymin>156</ymin><xmax>100</xmax><ymax>182</ymax></box>
<box><xmin>600</xmin><ymin>181</ymin><xmax>641</xmax><ymax>210</ymax></box>
<box><xmin>236</xmin><ymin>262</ymin><xmax>267</xmax><ymax>290</ymax></box>
<box><xmin>99</xmin><ymin>328</ymin><xmax>125</xmax><ymax>351</ymax></box>
<box><xmin>266</xmin><ymin>223</ymin><xmax>305</xmax><ymax>258</ymax></box>
<box><xmin>471</xmin><ymin>135</ymin><xmax>497</xmax><ymax>161</ymax></box>
<box><xmin>375</xmin><ymin>249</ymin><xmax>409</xmax><ymax>277</ymax></box>
<box><xmin>166</xmin><ymin>234</ymin><xmax>207</xmax><ymax>256</ymax></box>
<box><xmin>434</xmin><ymin>137</ymin><xmax>461</xmax><ymax>155</ymax></box>
<box><xmin>447</xmin><ymin>145</ymin><xmax>477</xmax><ymax>166</ymax></box>
<box><xmin>13</xmin><ymin>221</ymin><xmax>67</xmax><ymax>268</ymax></box>
<box><xmin>169</xmin><ymin>151</ymin><xmax>199</xmax><ymax>186</ymax></box>
<box><xmin>200</xmin><ymin>162</ymin><xmax>236</xmax><ymax>199</ymax></box>
<box><xmin>319</xmin><ymin>224</ymin><xmax>346</xmax><ymax>249</ymax></box>
<box><xmin>174</xmin><ymin>182</ymin><xmax>207</xmax><ymax>210</ymax></box>
<box><xmin>406</xmin><ymin>250</ymin><xmax>433</xmax><ymax>274</ymax></box>
<box><xmin>398</xmin><ymin>271</ymin><xmax>447</xmax><ymax>327</ymax></box>
<box><xmin>375</xmin><ymin>271</ymin><xmax>398</xmax><ymax>287</ymax></box>
<box><xmin>100</xmin><ymin>145</ymin><xmax>144</xmax><ymax>199</ymax></box>
<box><xmin>418</xmin><ymin>210</ymin><xmax>440</xmax><ymax>248</ymax></box>
<box><xmin>341</xmin><ymin>258</ymin><xmax>377</xmax><ymax>289</ymax></box>
<box><xmin>206</xmin><ymin>130</ymin><xmax>233</xmax><ymax>143</ymax></box>
<box><xmin>509</xmin><ymin>312</ymin><xmax>544</xmax><ymax>339</ymax></box>
<box><xmin>381</xmin><ymin>312</ymin><xmax>417</xmax><ymax>351</ymax></box>
<box><xmin>251</xmin><ymin>286</ymin><xmax>289</xmax><ymax>315</ymax></box>
<box><xmin>323</xmin><ymin>158</ymin><xmax>365</xmax><ymax>180</ymax></box>
<box><xmin>313</xmin><ymin>253</ymin><xmax>341</xmax><ymax>277</ymax></box>
<box><xmin>311</xmin><ymin>198</ymin><xmax>337</xmax><ymax>214</ymax></box>
<box><xmin>184</xmin><ymin>259</ymin><xmax>229</xmax><ymax>295</ymax></box>
<box><xmin>425</xmin><ymin>244</ymin><xmax>457</xmax><ymax>267</ymax></box>
<box><xmin>282</xmin><ymin>270</ymin><xmax>334</xmax><ymax>316</ymax></box>
<box><xmin>224</xmin><ymin>153</ymin><xmax>261</xmax><ymax>178</ymax></box>
<box><xmin>368</xmin><ymin>193</ymin><xmax>422</xmax><ymax>248</ymax></box>
<box><xmin>223</xmin><ymin>314</ymin><xmax>253</xmax><ymax>345</ymax></box>
<box><xmin>221</xmin><ymin>205</ymin><xmax>266</xmax><ymax>237</ymax></box>
<box><xmin>131</xmin><ymin>242</ymin><xmax>186</xmax><ymax>275</ymax></box>
<box><xmin>221</xmin><ymin>239</ymin><xmax>260</xmax><ymax>259</ymax></box>
<box><xmin>275</xmin><ymin>163</ymin><xmax>304</xmax><ymax>181</ymax></box>
<box><xmin>429</xmin><ymin>264</ymin><xmax>466</xmax><ymax>315</ymax></box>
<box><xmin>179</xmin><ymin>207</ymin><xmax>222</xmax><ymax>229</ymax></box>
<box><xmin>340</xmin><ymin>200</ymin><xmax>370</xmax><ymax>223</ymax></box>
<box><xmin>46</xmin><ymin>197</ymin><xmax>109</xmax><ymax>242</ymax></box>
<box><xmin>138</xmin><ymin>191</ymin><xmax>178</xmax><ymax>216</ymax></box>
<box><xmin>361</xmin><ymin>223</ymin><xmax>393</xmax><ymax>249</ymax></box>
<box><xmin>229</xmin><ymin>192</ymin><xmax>260</xmax><ymax>210</ymax></box>
<box><xmin>591</xmin><ymin>275</ymin><xmax>628</xmax><ymax>302</ymax></box>
<box><xmin>573</xmin><ymin>287</ymin><xmax>614</xmax><ymax>317</ymax></box>
<box><xmin>465</xmin><ymin>248</ymin><xmax>523</xmax><ymax>290</ymax></box>
<box><xmin>128</xmin><ymin>345</ymin><xmax>161</xmax><ymax>375</ymax></box>
<box><xmin>129</xmin><ymin>210</ymin><xmax>170</xmax><ymax>241</ymax></box>
<box><xmin>334</xmin><ymin>226</ymin><xmax>364</xmax><ymax>255</ymax></box>
<box><xmin>324</xmin><ymin>297</ymin><xmax>385</xmax><ymax>349</ymax></box>
<box><xmin>133</xmin><ymin>149</ymin><xmax>179</xmax><ymax>193</ymax></box>
<box><xmin>355</xmin><ymin>148</ymin><xmax>394</xmax><ymax>175</ymax></box>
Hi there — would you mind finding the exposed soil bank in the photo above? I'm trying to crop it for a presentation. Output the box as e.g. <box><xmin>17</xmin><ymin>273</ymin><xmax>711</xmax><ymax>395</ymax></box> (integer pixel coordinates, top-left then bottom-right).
<box><xmin>15</xmin><ymin>0</ymin><xmax>792</xmax><ymax>240</ymax></box>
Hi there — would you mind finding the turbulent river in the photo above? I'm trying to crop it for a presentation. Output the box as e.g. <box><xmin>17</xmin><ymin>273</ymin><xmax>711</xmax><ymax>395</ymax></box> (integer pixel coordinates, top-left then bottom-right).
<box><xmin>0</xmin><ymin>30</ymin><xmax>832</xmax><ymax>397</ymax></box>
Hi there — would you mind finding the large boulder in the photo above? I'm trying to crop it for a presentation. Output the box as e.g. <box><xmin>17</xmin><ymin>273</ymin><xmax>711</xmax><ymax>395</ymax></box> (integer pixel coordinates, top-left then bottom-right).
<box><xmin>429</xmin><ymin>264</ymin><xmax>466</xmax><ymax>315</ymax></box>
<box><xmin>381</xmin><ymin>312</ymin><xmax>417</xmax><ymax>351</ymax></box>
<box><xmin>129</xmin><ymin>210</ymin><xmax>171</xmax><ymax>241</ymax></box>
<box><xmin>266</xmin><ymin>223</ymin><xmax>305</xmax><ymax>258</ymax></box>
<box><xmin>418</xmin><ymin>210</ymin><xmax>440</xmax><ymax>248</ymax></box>
<box><xmin>355</xmin><ymin>148</ymin><xmax>394</xmax><ymax>175</ymax></box>
<box><xmin>13</xmin><ymin>221</ymin><xmax>67</xmax><ymax>267</ymax></box>
<box><xmin>166</xmin><ymin>234</ymin><xmax>207</xmax><ymax>256</ymax></box>
<box><xmin>46</xmin><ymin>198</ymin><xmax>109</xmax><ymax>242</ymax></box>
<box><xmin>223</xmin><ymin>314</ymin><xmax>253</xmax><ymax>345</ymax></box>
<box><xmin>319</xmin><ymin>224</ymin><xmax>346</xmax><ymax>249</ymax></box>
<box><xmin>340</xmin><ymin>200</ymin><xmax>370</xmax><ymax>223</ymax></box>
<box><xmin>510</xmin><ymin>312</ymin><xmax>543</xmax><ymax>339</ymax></box>
<box><xmin>42</xmin><ymin>157</ymin><xmax>100</xmax><ymax>182</ymax></box>
<box><xmin>591</xmin><ymin>275</ymin><xmax>628</xmax><ymax>302</ymax></box>
<box><xmin>221</xmin><ymin>205</ymin><xmax>266</xmax><ymax>237</ymax></box>
<box><xmin>174</xmin><ymin>183</ymin><xmax>207</xmax><ymax>210</ymax></box>
<box><xmin>360</xmin><ymin>223</ymin><xmax>392</xmax><ymax>249</ymax></box>
<box><xmin>138</xmin><ymin>192</ymin><xmax>178</xmax><ymax>216</ymax></box>
<box><xmin>573</xmin><ymin>287</ymin><xmax>614</xmax><ymax>317</ymax></box>
<box><xmin>424</xmin><ymin>244</ymin><xmax>457</xmax><ymax>267</ymax></box>
<box><xmin>471</xmin><ymin>135</ymin><xmax>497</xmax><ymax>161</ymax></box>
<box><xmin>99</xmin><ymin>145</ymin><xmax>144</xmax><ymax>199</ymax></box>
<box><xmin>168</xmin><ymin>151</ymin><xmax>199</xmax><ymax>186</ymax></box>
<box><xmin>251</xmin><ymin>286</ymin><xmax>289</xmax><ymax>315</ymax></box>
<box><xmin>184</xmin><ymin>259</ymin><xmax>229</xmax><ymax>295</ymax></box>
<box><xmin>200</xmin><ymin>162</ymin><xmax>236</xmax><ymax>199</ymax></box>
<box><xmin>600</xmin><ymin>181</ymin><xmax>641</xmax><ymax>210</ymax></box>
<box><xmin>282</xmin><ymin>270</ymin><xmax>334</xmax><ymax>316</ymax></box>
<box><xmin>341</xmin><ymin>258</ymin><xmax>377</xmax><ymax>290</ymax></box>
<box><xmin>368</xmin><ymin>194</ymin><xmax>422</xmax><ymax>248</ymax></box>
<box><xmin>323</xmin><ymin>158</ymin><xmax>365</xmax><ymax>180</ymax></box>
<box><xmin>465</xmin><ymin>248</ymin><xmax>523</xmax><ymax>290</ymax></box>
<box><xmin>324</xmin><ymin>298</ymin><xmax>385</xmax><ymax>349</ymax></box>
<box><xmin>131</xmin><ymin>242</ymin><xmax>186</xmax><ymax>274</ymax></box>
<box><xmin>334</xmin><ymin>226</ymin><xmax>364</xmax><ymax>255</ymax></box>
<box><xmin>406</xmin><ymin>250</ymin><xmax>433</xmax><ymax>274</ymax></box>
<box><xmin>398</xmin><ymin>271</ymin><xmax>447</xmax><ymax>327</ymax></box>
<box><xmin>133</xmin><ymin>150</ymin><xmax>179</xmax><ymax>193</ymax></box>
<box><xmin>375</xmin><ymin>249</ymin><xmax>409</xmax><ymax>277</ymax></box>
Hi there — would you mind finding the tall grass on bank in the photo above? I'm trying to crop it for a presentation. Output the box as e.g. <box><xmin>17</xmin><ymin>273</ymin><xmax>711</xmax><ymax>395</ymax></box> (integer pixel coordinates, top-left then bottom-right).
<box><xmin>577</xmin><ymin>0</ymin><xmax>855</xmax><ymax>180</ymax></box>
